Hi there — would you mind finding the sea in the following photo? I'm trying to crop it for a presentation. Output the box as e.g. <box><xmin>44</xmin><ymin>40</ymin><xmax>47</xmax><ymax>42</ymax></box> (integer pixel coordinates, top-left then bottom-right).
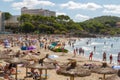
<box><xmin>65</xmin><ymin>37</ymin><xmax>120</xmax><ymax>65</ymax></box>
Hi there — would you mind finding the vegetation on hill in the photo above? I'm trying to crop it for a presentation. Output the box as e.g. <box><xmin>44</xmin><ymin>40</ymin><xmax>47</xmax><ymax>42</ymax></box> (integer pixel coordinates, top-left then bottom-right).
<box><xmin>79</xmin><ymin>16</ymin><xmax>120</xmax><ymax>35</ymax></box>
<box><xmin>5</xmin><ymin>14</ymin><xmax>120</xmax><ymax>36</ymax></box>
<box><xmin>17</xmin><ymin>14</ymin><xmax>83</xmax><ymax>35</ymax></box>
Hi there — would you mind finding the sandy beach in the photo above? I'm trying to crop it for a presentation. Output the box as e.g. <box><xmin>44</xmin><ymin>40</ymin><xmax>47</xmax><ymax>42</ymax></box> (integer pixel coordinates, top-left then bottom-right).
<box><xmin>0</xmin><ymin>35</ymin><xmax>117</xmax><ymax>80</ymax></box>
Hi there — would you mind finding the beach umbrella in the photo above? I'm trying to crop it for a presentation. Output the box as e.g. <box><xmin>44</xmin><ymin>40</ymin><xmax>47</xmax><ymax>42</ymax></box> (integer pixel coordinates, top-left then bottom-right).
<box><xmin>39</xmin><ymin>53</ymin><xmax>46</xmax><ymax>59</ymax></box>
<box><xmin>106</xmin><ymin>75</ymin><xmax>120</xmax><ymax>80</ymax></box>
<box><xmin>92</xmin><ymin>67</ymin><xmax>117</xmax><ymax>80</ymax></box>
<box><xmin>57</xmin><ymin>66</ymin><xmax>91</xmax><ymax>80</ymax></box>
<box><xmin>7</xmin><ymin>52</ymin><xmax>16</xmax><ymax>58</ymax></box>
<box><xmin>26</xmin><ymin>63</ymin><xmax>47</xmax><ymax>80</ymax></box>
<box><xmin>106</xmin><ymin>70</ymin><xmax>120</xmax><ymax>80</ymax></box>
<box><xmin>5</xmin><ymin>58</ymin><xmax>27</xmax><ymax>80</ymax></box>
<box><xmin>44</xmin><ymin>62</ymin><xmax>56</xmax><ymax>69</ymax></box>
<box><xmin>22</xmin><ymin>54</ymin><xmax>39</xmax><ymax>61</ymax></box>
<box><xmin>43</xmin><ymin>58</ymin><xmax>56</xmax><ymax>63</ymax></box>
<box><xmin>0</xmin><ymin>53</ymin><xmax>11</xmax><ymax>59</ymax></box>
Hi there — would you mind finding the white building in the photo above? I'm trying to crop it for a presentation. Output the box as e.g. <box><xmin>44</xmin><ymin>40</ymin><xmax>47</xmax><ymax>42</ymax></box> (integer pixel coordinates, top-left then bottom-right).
<box><xmin>21</xmin><ymin>7</ymin><xmax>56</xmax><ymax>17</ymax></box>
<box><xmin>4</xmin><ymin>15</ymin><xmax>20</xmax><ymax>27</ymax></box>
<box><xmin>0</xmin><ymin>11</ymin><xmax>5</xmax><ymax>32</ymax></box>
<box><xmin>0</xmin><ymin>11</ymin><xmax>2</xmax><ymax>31</ymax></box>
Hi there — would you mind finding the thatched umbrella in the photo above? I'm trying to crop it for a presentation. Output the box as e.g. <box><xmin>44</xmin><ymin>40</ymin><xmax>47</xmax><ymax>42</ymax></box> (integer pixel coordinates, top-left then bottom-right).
<box><xmin>43</xmin><ymin>58</ymin><xmax>56</xmax><ymax>63</ymax></box>
<box><xmin>0</xmin><ymin>53</ymin><xmax>11</xmax><ymax>59</ymax></box>
<box><xmin>26</xmin><ymin>63</ymin><xmax>47</xmax><ymax>80</ymax></box>
<box><xmin>92</xmin><ymin>67</ymin><xmax>117</xmax><ymax>80</ymax></box>
<box><xmin>106</xmin><ymin>70</ymin><xmax>120</xmax><ymax>80</ymax></box>
<box><xmin>57</xmin><ymin>66</ymin><xmax>91</xmax><ymax>80</ymax></box>
<box><xmin>5</xmin><ymin>58</ymin><xmax>27</xmax><ymax>80</ymax></box>
<box><xmin>22</xmin><ymin>54</ymin><xmax>39</xmax><ymax>61</ymax></box>
<box><xmin>7</xmin><ymin>52</ymin><xmax>16</xmax><ymax>58</ymax></box>
<box><xmin>44</xmin><ymin>62</ymin><xmax>56</xmax><ymax>70</ymax></box>
<box><xmin>106</xmin><ymin>75</ymin><xmax>120</xmax><ymax>80</ymax></box>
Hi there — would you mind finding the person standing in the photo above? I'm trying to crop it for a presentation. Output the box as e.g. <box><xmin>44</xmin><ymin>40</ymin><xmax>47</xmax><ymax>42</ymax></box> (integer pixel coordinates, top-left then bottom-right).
<box><xmin>94</xmin><ymin>46</ymin><xmax>96</xmax><ymax>51</ymax></box>
<box><xmin>73</xmin><ymin>49</ymin><xmax>76</xmax><ymax>57</ymax></box>
<box><xmin>109</xmin><ymin>54</ymin><xmax>113</xmax><ymax>64</ymax></box>
<box><xmin>89</xmin><ymin>51</ymin><xmax>93</xmax><ymax>61</ymax></box>
<box><xmin>117</xmin><ymin>52</ymin><xmax>120</xmax><ymax>65</ymax></box>
<box><xmin>103</xmin><ymin>52</ymin><xmax>106</xmax><ymax>61</ymax></box>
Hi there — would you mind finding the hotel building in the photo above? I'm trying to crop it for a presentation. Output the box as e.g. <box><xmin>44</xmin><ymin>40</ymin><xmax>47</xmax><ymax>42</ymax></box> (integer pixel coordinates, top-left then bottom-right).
<box><xmin>21</xmin><ymin>7</ymin><xmax>56</xmax><ymax>17</ymax></box>
<box><xmin>0</xmin><ymin>11</ymin><xmax>5</xmax><ymax>32</ymax></box>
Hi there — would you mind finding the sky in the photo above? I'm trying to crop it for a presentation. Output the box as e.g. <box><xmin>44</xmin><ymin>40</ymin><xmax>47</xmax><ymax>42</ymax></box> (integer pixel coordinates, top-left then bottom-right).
<box><xmin>1</xmin><ymin>0</ymin><xmax>120</xmax><ymax>22</ymax></box>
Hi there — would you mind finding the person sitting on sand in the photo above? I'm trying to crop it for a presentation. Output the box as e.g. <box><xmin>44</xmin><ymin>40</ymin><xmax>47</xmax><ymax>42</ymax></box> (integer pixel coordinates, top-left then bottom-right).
<box><xmin>66</xmin><ymin>59</ymin><xmax>77</xmax><ymax>71</ymax></box>
<box><xmin>4</xmin><ymin>64</ymin><xmax>9</xmax><ymax>74</ymax></box>
<box><xmin>4</xmin><ymin>74</ymin><xmax>11</xmax><ymax>80</ymax></box>
<box><xmin>27</xmin><ymin>68</ymin><xmax>36</xmax><ymax>77</ymax></box>
<box><xmin>39</xmin><ymin>54</ymin><xmax>49</xmax><ymax>66</ymax></box>
<box><xmin>15</xmin><ymin>50</ymin><xmax>21</xmax><ymax>57</ymax></box>
<box><xmin>10</xmin><ymin>67</ymin><xmax>16</xmax><ymax>75</ymax></box>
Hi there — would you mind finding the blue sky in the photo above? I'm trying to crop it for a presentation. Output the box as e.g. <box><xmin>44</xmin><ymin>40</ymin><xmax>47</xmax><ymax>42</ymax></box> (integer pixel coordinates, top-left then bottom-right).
<box><xmin>1</xmin><ymin>0</ymin><xmax>120</xmax><ymax>22</ymax></box>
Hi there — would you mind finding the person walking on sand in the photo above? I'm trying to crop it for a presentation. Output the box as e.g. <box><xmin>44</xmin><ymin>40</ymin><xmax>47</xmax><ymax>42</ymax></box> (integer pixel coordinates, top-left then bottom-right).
<box><xmin>109</xmin><ymin>54</ymin><xmax>113</xmax><ymax>64</ymax></box>
<box><xmin>73</xmin><ymin>49</ymin><xmax>76</xmax><ymax>57</ymax></box>
<box><xmin>103</xmin><ymin>52</ymin><xmax>106</xmax><ymax>61</ymax></box>
<box><xmin>89</xmin><ymin>51</ymin><xmax>93</xmax><ymax>61</ymax></box>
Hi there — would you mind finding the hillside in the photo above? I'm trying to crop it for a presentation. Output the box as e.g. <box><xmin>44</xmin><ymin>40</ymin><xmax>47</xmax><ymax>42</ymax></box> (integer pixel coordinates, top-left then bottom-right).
<box><xmin>5</xmin><ymin>14</ymin><xmax>120</xmax><ymax>36</ymax></box>
<box><xmin>79</xmin><ymin>16</ymin><xmax>120</xmax><ymax>36</ymax></box>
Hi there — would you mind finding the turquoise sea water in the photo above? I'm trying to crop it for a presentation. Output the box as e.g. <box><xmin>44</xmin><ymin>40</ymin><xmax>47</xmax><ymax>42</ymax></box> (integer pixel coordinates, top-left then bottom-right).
<box><xmin>65</xmin><ymin>37</ymin><xmax>120</xmax><ymax>65</ymax></box>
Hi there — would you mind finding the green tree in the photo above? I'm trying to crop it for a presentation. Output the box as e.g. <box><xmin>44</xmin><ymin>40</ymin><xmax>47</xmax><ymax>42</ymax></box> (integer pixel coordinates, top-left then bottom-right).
<box><xmin>19</xmin><ymin>14</ymin><xmax>31</xmax><ymax>24</ymax></box>
<box><xmin>21</xmin><ymin>22</ymin><xmax>35</xmax><ymax>33</ymax></box>
<box><xmin>4</xmin><ymin>12</ymin><xmax>12</xmax><ymax>20</ymax></box>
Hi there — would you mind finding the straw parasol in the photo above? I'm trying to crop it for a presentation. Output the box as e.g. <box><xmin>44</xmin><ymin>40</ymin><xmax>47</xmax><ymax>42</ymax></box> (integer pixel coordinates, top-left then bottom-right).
<box><xmin>92</xmin><ymin>66</ymin><xmax>117</xmax><ymax>80</ymax></box>
<box><xmin>26</xmin><ymin>63</ymin><xmax>47</xmax><ymax>80</ymax></box>
<box><xmin>57</xmin><ymin>65</ymin><xmax>91</xmax><ymax>80</ymax></box>
<box><xmin>39</xmin><ymin>53</ymin><xmax>46</xmax><ymax>59</ymax></box>
<box><xmin>43</xmin><ymin>58</ymin><xmax>56</xmax><ymax>63</ymax></box>
<box><xmin>106</xmin><ymin>75</ymin><xmax>120</xmax><ymax>80</ymax></box>
<box><xmin>106</xmin><ymin>70</ymin><xmax>120</xmax><ymax>80</ymax></box>
<box><xmin>22</xmin><ymin>54</ymin><xmax>39</xmax><ymax>61</ymax></box>
<box><xmin>5</xmin><ymin>58</ymin><xmax>27</xmax><ymax>80</ymax></box>
<box><xmin>0</xmin><ymin>53</ymin><xmax>11</xmax><ymax>59</ymax></box>
<box><xmin>7</xmin><ymin>52</ymin><xmax>16</xmax><ymax>58</ymax></box>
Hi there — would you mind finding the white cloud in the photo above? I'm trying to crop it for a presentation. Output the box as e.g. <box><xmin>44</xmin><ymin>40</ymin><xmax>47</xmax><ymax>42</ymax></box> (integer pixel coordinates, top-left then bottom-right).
<box><xmin>103</xmin><ymin>5</ymin><xmax>120</xmax><ymax>14</ymax></box>
<box><xmin>56</xmin><ymin>12</ymin><xmax>67</xmax><ymax>16</ymax></box>
<box><xmin>75</xmin><ymin>14</ymin><xmax>90</xmax><ymax>22</ymax></box>
<box><xmin>3</xmin><ymin>0</ymin><xmax>14</xmax><ymax>2</ymax></box>
<box><xmin>60</xmin><ymin>1</ymin><xmax>102</xmax><ymax>10</ymax></box>
<box><xmin>12</xmin><ymin>0</ymin><xmax>55</xmax><ymax>10</ymax></box>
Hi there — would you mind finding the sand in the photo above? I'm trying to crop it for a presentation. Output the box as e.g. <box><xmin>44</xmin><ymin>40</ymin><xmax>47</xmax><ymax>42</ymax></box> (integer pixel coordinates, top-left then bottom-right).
<box><xmin>0</xmin><ymin>37</ymin><xmax>115</xmax><ymax>80</ymax></box>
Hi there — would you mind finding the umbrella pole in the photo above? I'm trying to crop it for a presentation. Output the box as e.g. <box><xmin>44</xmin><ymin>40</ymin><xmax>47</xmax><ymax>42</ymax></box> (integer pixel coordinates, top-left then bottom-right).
<box><xmin>39</xmin><ymin>69</ymin><xmax>42</xmax><ymax>80</ymax></box>
<box><xmin>70</xmin><ymin>75</ymin><xmax>74</xmax><ymax>80</ymax></box>
<box><xmin>26</xmin><ymin>67</ymin><xmax>28</xmax><ymax>77</ymax></box>
<box><xmin>16</xmin><ymin>64</ymin><xmax>18</xmax><ymax>80</ymax></box>
<box><xmin>103</xmin><ymin>74</ymin><xmax>106</xmax><ymax>80</ymax></box>
<box><xmin>45</xmin><ymin>69</ymin><xmax>47</xmax><ymax>79</ymax></box>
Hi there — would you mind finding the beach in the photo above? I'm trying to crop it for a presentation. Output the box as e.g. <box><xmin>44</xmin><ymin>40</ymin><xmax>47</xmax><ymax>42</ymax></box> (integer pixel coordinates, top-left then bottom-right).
<box><xmin>0</xmin><ymin>34</ymin><xmax>119</xmax><ymax>80</ymax></box>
